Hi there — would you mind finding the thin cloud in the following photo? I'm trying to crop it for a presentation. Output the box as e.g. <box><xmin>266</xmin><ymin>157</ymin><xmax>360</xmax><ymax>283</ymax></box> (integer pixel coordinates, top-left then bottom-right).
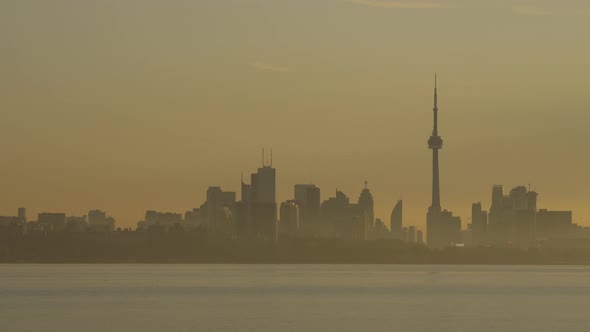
<box><xmin>346</xmin><ymin>0</ymin><xmax>449</xmax><ymax>9</ymax></box>
<box><xmin>512</xmin><ymin>6</ymin><xmax>552</xmax><ymax>16</ymax></box>
<box><xmin>252</xmin><ymin>62</ymin><xmax>290</xmax><ymax>73</ymax></box>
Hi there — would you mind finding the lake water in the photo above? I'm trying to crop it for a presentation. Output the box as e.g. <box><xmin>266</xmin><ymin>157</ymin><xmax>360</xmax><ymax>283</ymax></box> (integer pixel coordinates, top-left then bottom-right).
<box><xmin>1</xmin><ymin>265</ymin><xmax>590</xmax><ymax>331</ymax></box>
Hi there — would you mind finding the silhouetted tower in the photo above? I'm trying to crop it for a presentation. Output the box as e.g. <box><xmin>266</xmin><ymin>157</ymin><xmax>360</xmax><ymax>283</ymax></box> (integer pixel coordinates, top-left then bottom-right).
<box><xmin>426</xmin><ymin>75</ymin><xmax>447</xmax><ymax>248</ymax></box>
<box><xmin>428</xmin><ymin>74</ymin><xmax>443</xmax><ymax>212</ymax></box>
<box><xmin>358</xmin><ymin>180</ymin><xmax>375</xmax><ymax>230</ymax></box>
<box><xmin>390</xmin><ymin>200</ymin><xmax>403</xmax><ymax>240</ymax></box>
<box><xmin>251</xmin><ymin>149</ymin><xmax>276</xmax><ymax>204</ymax></box>
<box><xmin>294</xmin><ymin>184</ymin><xmax>321</xmax><ymax>235</ymax></box>
<box><xmin>18</xmin><ymin>207</ymin><xmax>26</xmax><ymax>223</ymax></box>
<box><xmin>249</xmin><ymin>149</ymin><xmax>278</xmax><ymax>241</ymax></box>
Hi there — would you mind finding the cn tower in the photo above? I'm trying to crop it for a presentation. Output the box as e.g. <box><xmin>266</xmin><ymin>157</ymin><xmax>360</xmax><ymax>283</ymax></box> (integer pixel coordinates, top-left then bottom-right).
<box><xmin>428</xmin><ymin>74</ymin><xmax>443</xmax><ymax>213</ymax></box>
<box><xmin>426</xmin><ymin>74</ymin><xmax>444</xmax><ymax>247</ymax></box>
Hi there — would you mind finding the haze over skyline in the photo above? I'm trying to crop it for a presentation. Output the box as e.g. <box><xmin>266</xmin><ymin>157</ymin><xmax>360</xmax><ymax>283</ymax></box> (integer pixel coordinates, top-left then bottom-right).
<box><xmin>2</xmin><ymin>0</ymin><xmax>590</xmax><ymax>228</ymax></box>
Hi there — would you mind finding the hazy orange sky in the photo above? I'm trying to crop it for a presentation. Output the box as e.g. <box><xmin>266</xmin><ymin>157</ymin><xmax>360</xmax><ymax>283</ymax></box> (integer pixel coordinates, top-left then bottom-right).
<box><xmin>2</xmin><ymin>0</ymin><xmax>590</xmax><ymax>229</ymax></box>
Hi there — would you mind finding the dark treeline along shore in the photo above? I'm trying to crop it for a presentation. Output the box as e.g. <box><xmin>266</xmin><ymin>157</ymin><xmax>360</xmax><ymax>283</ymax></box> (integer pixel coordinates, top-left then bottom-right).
<box><xmin>2</xmin><ymin>230</ymin><xmax>590</xmax><ymax>264</ymax></box>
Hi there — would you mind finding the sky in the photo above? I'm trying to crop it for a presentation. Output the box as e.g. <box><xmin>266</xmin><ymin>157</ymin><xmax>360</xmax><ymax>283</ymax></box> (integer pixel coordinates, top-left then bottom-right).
<box><xmin>2</xmin><ymin>0</ymin><xmax>590</xmax><ymax>229</ymax></box>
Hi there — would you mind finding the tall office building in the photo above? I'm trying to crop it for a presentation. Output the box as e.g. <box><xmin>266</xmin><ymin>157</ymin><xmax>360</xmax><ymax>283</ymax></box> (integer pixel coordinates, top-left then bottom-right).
<box><xmin>417</xmin><ymin>230</ymin><xmax>424</xmax><ymax>244</ymax></box>
<box><xmin>206</xmin><ymin>186</ymin><xmax>236</xmax><ymax>237</ymax></box>
<box><xmin>487</xmin><ymin>185</ymin><xmax>538</xmax><ymax>247</ymax></box>
<box><xmin>18</xmin><ymin>208</ymin><xmax>26</xmax><ymax>223</ymax></box>
<box><xmin>390</xmin><ymin>200</ymin><xmax>403</xmax><ymax>240</ymax></box>
<box><xmin>471</xmin><ymin>202</ymin><xmax>488</xmax><ymax>245</ymax></box>
<box><xmin>408</xmin><ymin>226</ymin><xmax>416</xmax><ymax>242</ymax></box>
<box><xmin>321</xmin><ymin>190</ymin><xmax>367</xmax><ymax>240</ymax></box>
<box><xmin>294</xmin><ymin>184</ymin><xmax>321</xmax><ymax>235</ymax></box>
<box><xmin>279</xmin><ymin>200</ymin><xmax>299</xmax><ymax>237</ymax></box>
<box><xmin>240</xmin><ymin>150</ymin><xmax>278</xmax><ymax>241</ymax></box>
<box><xmin>357</xmin><ymin>181</ymin><xmax>375</xmax><ymax>231</ymax></box>
<box><xmin>251</xmin><ymin>150</ymin><xmax>276</xmax><ymax>204</ymax></box>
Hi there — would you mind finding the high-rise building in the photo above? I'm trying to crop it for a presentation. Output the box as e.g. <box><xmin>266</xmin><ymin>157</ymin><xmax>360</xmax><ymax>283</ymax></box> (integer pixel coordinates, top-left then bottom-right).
<box><xmin>390</xmin><ymin>200</ymin><xmax>403</xmax><ymax>240</ymax></box>
<box><xmin>426</xmin><ymin>75</ymin><xmax>461</xmax><ymax>248</ymax></box>
<box><xmin>279</xmin><ymin>200</ymin><xmax>299</xmax><ymax>237</ymax></box>
<box><xmin>471</xmin><ymin>202</ymin><xmax>488</xmax><ymax>246</ymax></box>
<box><xmin>358</xmin><ymin>181</ymin><xmax>375</xmax><ymax>231</ymax></box>
<box><xmin>294</xmin><ymin>184</ymin><xmax>320</xmax><ymax>235</ymax></box>
<box><xmin>373</xmin><ymin>218</ymin><xmax>390</xmax><ymax>239</ymax></box>
<box><xmin>402</xmin><ymin>227</ymin><xmax>409</xmax><ymax>242</ymax></box>
<box><xmin>206</xmin><ymin>186</ymin><xmax>236</xmax><ymax>237</ymax></box>
<box><xmin>239</xmin><ymin>150</ymin><xmax>278</xmax><ymax>241</ymax></box>
<box><xmin>487</xmin><ymin>185</ymin><xmax>537</xmax><ymax>247</ymax></box>
<box><xmin>510</xmin><ymin>186</ymin><xmax>528</xmax><ymax>210</ymax></box>
<box><xmin>321</xmin><ymin>190</ymin><xmax>367</xmax><ymax>240</ymax></box>
<box><xmin>18</xmin><ymin>208</ymin><xmax>26</xmax><ymax>223</ymax></box>
<box><xmin>536</xmin><ymin>209</ymin><xmax>574</xmax><ymax>239</ymax></box>
<box><xmin>417</xmin><ymin>230</ymin><xmax>424</xmax><ymax>244</ymax></box>
<box><xmin>408</xmin><ymin>226</ymin><xmax>416</xmax><ymax>242</ymax></box>
<box><xmin>251</xmin><ymin>150</ymin><xmax>276</xmax><ymax>204</ymax></box>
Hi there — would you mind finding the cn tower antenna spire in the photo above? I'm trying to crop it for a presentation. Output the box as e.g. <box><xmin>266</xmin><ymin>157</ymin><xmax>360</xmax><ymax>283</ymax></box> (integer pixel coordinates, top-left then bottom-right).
<box><xmin>433</xmin><ymin>73</ymin><xmax>438</xmax><ymax>136</ymax></box>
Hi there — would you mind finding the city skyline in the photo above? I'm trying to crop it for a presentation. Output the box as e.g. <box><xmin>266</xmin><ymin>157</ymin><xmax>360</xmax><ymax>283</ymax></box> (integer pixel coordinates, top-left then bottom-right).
<box><xmin>2</xmin><ymin>1</ymin><xmax>589</xmax><ymax>229</ymax></box>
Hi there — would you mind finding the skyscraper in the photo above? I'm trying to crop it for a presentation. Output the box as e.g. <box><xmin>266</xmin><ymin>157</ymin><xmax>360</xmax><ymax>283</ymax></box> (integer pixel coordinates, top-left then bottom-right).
<box><xmin>279</xmin><ymin>200</ymin><xmax>299</xmax><ymax>237</ymax></box>
<box><xmin>294</xmin><ymin>183</ymin><xmax>321</xmax><ymax>235</ymax></box>
<box><xmin>390</xmin><ymin>200</ymin><xmax>403</xmax><ymax>240</ymax></box>
<box><xmin>471</xmin><ymin>202</ymin><xmax>488</xmax><ymax>245</ymax></box>
<box><xmin>248</xmin><ymin>150</ymin><xmax>278</xmax><ymax>241</ymax></box>
<box><xmin>18</xmin><ymin>208</ymin><xmax>26</xmax><ymax>223</ymax></box>
<box><xmin>250</xmin><ymin>150</ymin><xmax>276</xmax><ymax>204</ymax></box>
<box><xmin>357</xmin><ymin>180</ymin><xmax>375</xmax><ymax>232</ymax></box>
<box><xmin>206</xmin><ymin>186</ymin><xmax>236</xmax><ymax>237</ymax></box>
<box><xmin>408</xmin><ymin>226</ymin><xmax>416</xmax><ymax>242</ymax></box>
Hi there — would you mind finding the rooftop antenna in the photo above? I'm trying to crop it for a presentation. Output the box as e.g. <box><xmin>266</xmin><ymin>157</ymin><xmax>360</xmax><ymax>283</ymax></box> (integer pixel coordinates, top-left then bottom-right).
<box><xmin>270</xmin><ymin>149</ymin><xmax>273</xmax><ymax>167</ymax></box>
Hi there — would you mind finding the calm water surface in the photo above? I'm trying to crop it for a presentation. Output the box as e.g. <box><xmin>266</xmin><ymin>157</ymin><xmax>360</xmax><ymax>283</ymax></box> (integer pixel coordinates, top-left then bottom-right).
<box><xmin>1</xmin><ymin>264</ymin><xmax>590</xmax><ymax>331</ymax></box>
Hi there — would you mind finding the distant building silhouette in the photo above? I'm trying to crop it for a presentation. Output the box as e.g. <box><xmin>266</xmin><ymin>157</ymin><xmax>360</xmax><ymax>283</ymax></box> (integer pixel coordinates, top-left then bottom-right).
<box><xmin>66</xmin><ymin>215</ymin><xmax>87</xmax><ymax>232</ymax></box>
<box><xmin>478</xmin><ymin>185</ymin><xmax>575</xmax><ymax>247</ymax></box>
<box><xmin>408</xmin><ymin>226</ymin><xmax>416</xmax><ymax>242</ymax></box>
<box><xmin>38</xmin><ymin>213</ymin><xmax>67</xmax><ymax>232</ymax></box>
<box><xmin>358</xmin><ymin>181</ymin><xmax>375</xmax><ymax>234</ymax></box>
<box><xmin>417</xmin><ymin>230</ymin><xmax>424</xmax><ymax>244</ymax></box>
<box><xmin>373</xmin><ymin>218</ymin><xmax>390</xmax><ymax>239</ymax></box>
<box><xmin>321</xmin><ymin>190</ymin><xmax>367</xmax><ymax>240</ymax></box>
<box><xmin>294</xmin><ymin>184</ymin><xmax>321</xmax><ymax>236</ymax></box>
<box><xmin>237</xmin><ymin>151</ymin><xmax>277</xmax><ymax>241</ymax></box>
<box><xmin>536</xmin><ymin>209</ymin><xmax>574</xmax><ymax>239</ymax></box>
<box><xmin>402</xmin><ymin>227</ymin><xmax>408</xmax><ymax>242</ymax></box>
<box><xmin>471</xmin><ymin>202</ymin><xmax>488</xmax><ymax>246</ymax></box>
<box><xmin>88</xmin><ymin>210</ymin><xmax>116</xmax><ymax>232</ymax></box>
<box><xmin>206</xmin><ymin>186</ymin><xmax>236</xmax><ymax>237</ymax></box>
<box><xmin>279</xmin><ymin>200</ymin><xmax>299</xmax><ymax>237</ymax></box>
<box><xmin>390</xmin><ymin>200</ymin><xmax>403</xmax><ymax>240</ymax></box>
<box><xmin>184</xmin><ymin>208</ymin><xmax>204</xmax><ymax>230</ymax></box>
<box><xmin>0</xmin><ymin>208</ymin><xmax>27</xmax><ymax>235</ymax></box>
<box><xmin>18</xmin><ymin>208</ymin><xmax>26</xmax><ymax>223</ymax></box>
<box><xmin>426</xmin><ymin>75</ymin><xmax>461</xmax><ymax>248</ymax></box>
<box><xmin>138</xmin><ymin>210</ymin><xmax>183</xmax><ymax>231</ymax></box>
<box><xmin>488</xmin><ymin>185</ymin><xmax>536</xmax><ymax>247</ymax></box>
